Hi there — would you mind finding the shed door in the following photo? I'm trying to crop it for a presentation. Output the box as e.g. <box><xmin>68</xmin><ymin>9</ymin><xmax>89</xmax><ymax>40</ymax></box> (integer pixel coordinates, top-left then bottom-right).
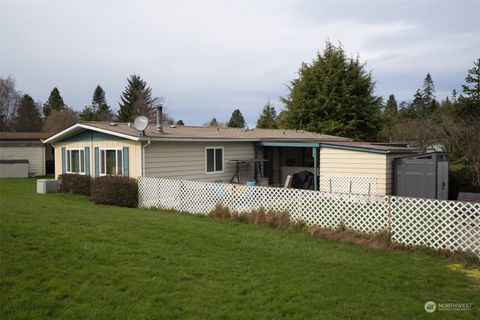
<box><xmin>437</xmin><ymin>161</ymin><xmax>449</xmax><ymax>200</ymax></box>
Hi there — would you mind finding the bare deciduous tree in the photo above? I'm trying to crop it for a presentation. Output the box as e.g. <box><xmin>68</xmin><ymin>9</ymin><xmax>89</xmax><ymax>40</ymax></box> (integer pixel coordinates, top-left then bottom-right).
<box><xmin>0</xmin><ymin>76</ymin><xmax>21</xmax><ymax>131</ymax></box>
<box><xmin>443</xmin><ymin>116</ymin><xmax>480</xmax><ymax>187</ymax></box>
<box><xmin>389</xmin><ymin>117</ymin><xmax>441</xmax><ymax>152</ymax></box>
<box><xmin>44</xmin><ymin>109</ymin><xmax>78</xmax><ymax>133</ymax></box>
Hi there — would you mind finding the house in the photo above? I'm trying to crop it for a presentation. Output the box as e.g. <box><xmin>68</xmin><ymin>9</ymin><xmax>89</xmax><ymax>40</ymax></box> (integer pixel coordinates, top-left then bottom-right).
<box><xmin>44</xmin><ymin>109</ymin><xmax>418</xmax><ymax>195</ymax></box>
<box><xmin>0</xmin><ymin>132</ymin><xmax>54</xmax><ymax>178</ymax></box>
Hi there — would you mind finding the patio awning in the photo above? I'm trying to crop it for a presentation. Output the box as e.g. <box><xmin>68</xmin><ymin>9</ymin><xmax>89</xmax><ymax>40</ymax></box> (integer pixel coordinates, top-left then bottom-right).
<box><xmin>256</xmin><ymin>141</ymin><xmax>320</xmax><ymax>148</ymax></box>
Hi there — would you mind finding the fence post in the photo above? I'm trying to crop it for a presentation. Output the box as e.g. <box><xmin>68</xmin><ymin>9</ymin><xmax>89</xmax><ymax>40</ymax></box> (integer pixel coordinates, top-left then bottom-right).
<box><xmin>387</xmin><ymin>196</ymin><xmax>393</xmax><ymax>240</ymax></box>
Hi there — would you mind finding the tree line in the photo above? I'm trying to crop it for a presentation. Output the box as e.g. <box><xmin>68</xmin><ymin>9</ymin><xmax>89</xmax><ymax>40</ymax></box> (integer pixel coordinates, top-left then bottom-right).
<box><xmin>0</xmin><ymin>74</ymin><xmax>178</xmax><ymax>133</ymax></box>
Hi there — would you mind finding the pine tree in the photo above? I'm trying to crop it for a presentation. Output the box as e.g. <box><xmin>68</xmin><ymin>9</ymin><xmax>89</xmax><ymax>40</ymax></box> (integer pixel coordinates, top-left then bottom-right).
<box><xmin>14</xmin><ymin>94</ymin><xmax>43</xmax><ymax>131</ymax></box>
<box><xmin>458</xmin><ymin>58</ymin><xmax>480</xmax><ymax>117</ymax></box>
<box><xmin>280</xmin><ymin>41</ymin><xmax>381</xmax><ymax>140</ymax></box>
<box><xmin>80</xmin><ymin>85</ymin><xmax>113</xmax><ymax>121</ymax></box>
<box><xmin>227</xmin><ymin>109</ymin><xmax>246</xmax><ymax>128</ymax></box>
<box><xmin>43</xmin><ymin>87</ymin><xmax>66</xmax><ymax>117</ymax></box>
<box><xmin>423</xmin><ymin>73</ymin><xmax>435</xmax><ymax>104</ymax></box>
<box><xmin>208</xmin><ymin>117</ymin><xmax>218</xmax><ymax>127</ymax></box>
<box><xmin>117</xmin><ymin>75</ymin><xmax>157</xmax><ymax>122</ymax></box>
<box><xmin>384</xmin><ymin>94</ymin><xmax>398</xmax><ymax>118</ymax></box>
<box><xmin>256</xmin><ymin>102</ymin><xmax>278</xmax><ymax>129</ymax></box>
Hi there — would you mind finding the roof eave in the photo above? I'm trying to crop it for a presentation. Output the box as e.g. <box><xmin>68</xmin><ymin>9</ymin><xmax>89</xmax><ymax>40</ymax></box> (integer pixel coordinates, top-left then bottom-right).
<box><xmin>43</xmin><ymin>123</ymin><xmax>140</xmax><ymax>144</ymax></box>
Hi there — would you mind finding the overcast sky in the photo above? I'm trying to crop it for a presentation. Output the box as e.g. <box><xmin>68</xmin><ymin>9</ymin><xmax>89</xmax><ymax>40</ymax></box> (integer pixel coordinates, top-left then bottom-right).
<box><xmin>1</xmin><ymin>0</ymin><xmax>479</xmax><ymax>127</ymax></box>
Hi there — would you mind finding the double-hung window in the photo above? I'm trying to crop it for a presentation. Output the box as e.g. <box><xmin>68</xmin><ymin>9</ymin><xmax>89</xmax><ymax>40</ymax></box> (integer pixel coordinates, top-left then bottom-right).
<box><xmin>66</xmin><ymin>149</ymin><xmax>85</xmax><ymax>174</ymax></box>
<box><xmin>205</xmin><ymin>147</ymin><xmax>223</xmax><ymax>173</ymax></box>
<box><xmin>100</xmin><ymin>149</ymin><xmax>123</xmax><ymax>176</ymax></box>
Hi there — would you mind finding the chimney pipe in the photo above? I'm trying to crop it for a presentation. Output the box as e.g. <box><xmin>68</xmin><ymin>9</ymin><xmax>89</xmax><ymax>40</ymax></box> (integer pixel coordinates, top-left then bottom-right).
<box><xmin>156</xmin><ymin>105</ymin><xmax>163</xmax><ymax>133</ymax></box>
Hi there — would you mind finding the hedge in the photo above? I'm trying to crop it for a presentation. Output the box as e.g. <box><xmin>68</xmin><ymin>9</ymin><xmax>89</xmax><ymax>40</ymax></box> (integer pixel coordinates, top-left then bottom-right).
<box><xmin>58</xmin><ymin>174</ymin><xmax>91</xmax><ymax>196</ymax></box>
<box><xmin>90</xmin><ymin>176</ymin><xmax>138</xmax><ymax>208</ymax></box>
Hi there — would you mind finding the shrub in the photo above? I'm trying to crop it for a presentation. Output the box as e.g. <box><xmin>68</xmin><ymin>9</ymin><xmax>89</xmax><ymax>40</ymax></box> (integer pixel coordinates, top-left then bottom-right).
<box><xmin>449</xmin><ymin>165</ymin><xmax>480</xmax><ymax>200</ymax></box>
<box><xmin>58</xmin><ymin>173</ymin><xmax>91</xmax><ymax>196</ymax></box>
<box><xmin>90</xmin><ymin>176</ymin><xmax>138</xmax><ymax>207</ymax></box>
<box><xmin>210</xmin><ymin>204</ymin><xmax>232</xmax><ymax>220</ymax></box>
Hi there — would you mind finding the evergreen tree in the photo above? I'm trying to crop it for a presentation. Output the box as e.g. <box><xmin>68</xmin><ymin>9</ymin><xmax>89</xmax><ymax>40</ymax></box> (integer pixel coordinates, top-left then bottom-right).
<box><xmin>451</xmin><ymin>89</ymin><xmax>458</xmax><ymax>104</ymax></box>
<box><xmin>407</xmin><ymin>74</ymin><xmax>438</xmax><ymax>117</ymax></box>
<box><xmin>280</xmin><ymin>41</ymin><xmax>381</xmax><ymax>140</ymax></box>
<box><xmin>208</xmin><ymin>117</ymin><xmax>218</xmax><ymax>127</ymax></box>
<box><xmin>117</xmin><ymin>75</ymin><xmax>157</xmax><ymax>122</ymax></box>
<box><xmin>256</xmin><ymin>102</ymin><xmax>278</xmax><ymax>129</ymax></box>
<box><xmin>384</xmin><ymin>94</ymin><xmax>398</xmax><ymax>118</ymax></box>
<box><xmin>227</xmin><ymin>109</ymin><xmax>246</xmax><ymax>128</ymax></box>
<box><xmin>43</xmin><ymin>87</ymin><xmax>66</xmax><ymax>117</ymax></box>
<box><xmin>14</xmin><ymin>94</ymin><xmax>43</xmax><ymax>131</ymax></box>
<box><xmin>176</xmin><ymin>120</ymin><xmax>184</xmax><ymax>125</ymax></box>
<box><xmin>458</xmin><ymin>58</ymin><xmax>480</xmax><ymax>117</ymax></box>
<box><xmin>80</xmin><ymin>85</ymin><xmax>113</xmax><ymax>121</ymax></box>
<box><xmin>423</xmin><ymin>73</ymin><xmax>435</xmax><ymax>104</ymax></box>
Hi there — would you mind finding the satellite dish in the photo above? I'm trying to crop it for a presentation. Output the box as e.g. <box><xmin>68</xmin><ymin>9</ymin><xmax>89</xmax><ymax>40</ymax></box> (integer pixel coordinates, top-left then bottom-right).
<box><xmin>134</xmin><ymin>116</ymin><xmax>148</xmax><ymax>132</ymax></box>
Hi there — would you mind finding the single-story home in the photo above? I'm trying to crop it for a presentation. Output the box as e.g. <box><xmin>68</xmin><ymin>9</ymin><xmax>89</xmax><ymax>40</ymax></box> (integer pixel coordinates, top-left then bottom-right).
<box><xmin>44</xmin><ymin>109</ymin><xmax>418</xmax><ymax>196</ymax></box>
<box><xmin>0</xmin><ymin>132</ymin><xmax>54</xmax><ymax>178</ymax></box>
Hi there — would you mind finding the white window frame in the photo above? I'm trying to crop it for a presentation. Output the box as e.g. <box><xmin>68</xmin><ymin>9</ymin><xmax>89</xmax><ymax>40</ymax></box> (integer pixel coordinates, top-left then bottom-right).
<box><xmin>100</xmin><ymin>148</ymin><xmax>124</xmax><ymax>176</ymax></box>
<box><xmin>66</xmin><ymin>148</ymin><xmax>85</xmax><ymax>174</ymax></box>
<box><xmin>205</xmin><ymin>147</ymin><xmax>224</xmax><ymax>174</ymax></box>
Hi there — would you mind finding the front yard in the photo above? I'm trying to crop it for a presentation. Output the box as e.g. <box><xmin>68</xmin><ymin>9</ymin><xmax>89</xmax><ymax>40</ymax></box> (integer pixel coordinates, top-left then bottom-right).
<box><xmin>0</xmin><ymin>178</ymin><xmax>478</xmax><ymax>319</ymax></box>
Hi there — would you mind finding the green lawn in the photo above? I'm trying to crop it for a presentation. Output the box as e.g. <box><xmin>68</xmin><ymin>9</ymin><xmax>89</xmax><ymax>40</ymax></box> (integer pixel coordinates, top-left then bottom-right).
<box><xmin>0</xmin><ymin>179</ymin><xmax>479</xmax><ymax>319</ymax></box>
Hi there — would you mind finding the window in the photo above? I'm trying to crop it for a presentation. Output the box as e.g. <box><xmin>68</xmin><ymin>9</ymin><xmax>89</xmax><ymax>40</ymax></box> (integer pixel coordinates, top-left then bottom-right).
<box><xmin>206</xmin><ymin>147</ymin><xmax>223</xmax><ymax>173</ymax></box>
<box><xmin>100</xmin><ymin>149</ymin><xmax>123</xmax><ymax>176</ymax></box>
<box><xmin>66</xmin><ymin>149</ymin><xmax>85</xmax><ymax>174</ymax></box>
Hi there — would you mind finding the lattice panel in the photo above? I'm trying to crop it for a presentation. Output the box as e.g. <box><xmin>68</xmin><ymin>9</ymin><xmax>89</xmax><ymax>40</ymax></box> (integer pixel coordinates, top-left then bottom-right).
<box><xmin>281</xmin><ymin>166</ymin><xmax>315</xmax><ymax>186</ymax></box>
<box><xmin>324</xmin><ymin>176</ymin><xmax>377</xmax><ymax>195</ymax></box>
<box><xmin>139</xmin><ymin>177</ymin><xmax>480</xmax><ymax>257</ymax></box>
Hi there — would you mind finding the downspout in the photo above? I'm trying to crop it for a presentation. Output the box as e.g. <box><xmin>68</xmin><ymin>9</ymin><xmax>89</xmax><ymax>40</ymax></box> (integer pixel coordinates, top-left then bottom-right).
<box><xmin>142</xmin><ymin>139</ymin><xmax>152</xmax><ymax>176</ymax></box>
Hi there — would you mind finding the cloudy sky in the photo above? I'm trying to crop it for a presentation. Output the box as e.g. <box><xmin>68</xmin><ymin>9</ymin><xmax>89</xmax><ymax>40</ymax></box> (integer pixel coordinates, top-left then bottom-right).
<box><xmin>1</xmin><ymin>0</ymin><xmax>479</xmax><ymax>126</ymax></box>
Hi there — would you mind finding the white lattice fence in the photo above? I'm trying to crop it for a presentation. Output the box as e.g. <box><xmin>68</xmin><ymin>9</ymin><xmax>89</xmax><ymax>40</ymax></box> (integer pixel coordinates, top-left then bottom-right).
<box><xmin>138</xmin><ymin>177</ymin><xmax>480</xmax><ymax>256</ymax></box>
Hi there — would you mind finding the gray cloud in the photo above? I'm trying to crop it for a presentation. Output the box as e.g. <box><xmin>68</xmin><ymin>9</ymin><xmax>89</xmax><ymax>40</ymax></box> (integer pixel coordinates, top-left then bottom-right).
<box><xmin>1</xmin><ymin>0</ymin><xmax>479</xmax><ymax>127</ymax></box>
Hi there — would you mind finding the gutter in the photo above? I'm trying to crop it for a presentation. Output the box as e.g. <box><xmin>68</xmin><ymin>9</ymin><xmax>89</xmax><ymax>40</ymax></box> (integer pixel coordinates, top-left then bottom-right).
<box><xmin>142</xmin><ymin>138</ymin><xmax>152</xmax><ymax>176</ymax></box>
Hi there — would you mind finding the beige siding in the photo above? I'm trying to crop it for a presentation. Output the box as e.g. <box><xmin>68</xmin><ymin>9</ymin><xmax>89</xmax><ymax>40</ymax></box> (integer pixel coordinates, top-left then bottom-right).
<box><xmin>0</xmin><ymin>146</ymin><xmax>45</xmax><ymax>175</ymax></box>
<box><xmin>145</xmin><ymin>141</ymin><xmax>255</xmax><ymax>183</ymax></box>
<box><xmin>54</xmin><ymin>140</ymin><xmax>142</xmax><ymax>179</ymax></box>
<box><xmin>319</xmin><ymin>147</ymin><xmax>389</xmax><ymax>195</ymax></box>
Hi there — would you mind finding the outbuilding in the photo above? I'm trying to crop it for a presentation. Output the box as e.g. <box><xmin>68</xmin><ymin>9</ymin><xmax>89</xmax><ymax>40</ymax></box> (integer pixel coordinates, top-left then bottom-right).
<box><xmin>0</xmin><ymin>132</ymin><xmax>54</xmax><ymax>177</ymax></box>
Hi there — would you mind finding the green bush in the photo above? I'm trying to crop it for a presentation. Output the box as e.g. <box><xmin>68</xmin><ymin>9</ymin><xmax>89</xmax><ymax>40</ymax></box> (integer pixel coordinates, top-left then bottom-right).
<box><xmin>58</xmin><ymin>174</ymin><xmax>91</xmax><ymax>196</ymax></box>
<box><xmin>449</xmin><ymin>165</ymin><xmax>480</xmax><ymax>200</ymax></box>
<box><xmin>90</xmin><ymin>176</ymin><xmax>138</xmax><ymax>207</ymax></box>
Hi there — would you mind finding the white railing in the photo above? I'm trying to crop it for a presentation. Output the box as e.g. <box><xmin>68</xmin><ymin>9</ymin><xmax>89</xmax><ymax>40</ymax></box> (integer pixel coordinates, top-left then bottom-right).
<box><xmin>138</xmin><ymin>177</ymin><xmax>480</xmax><ymax>257</ymax></box>
<box><xmin>324</xmin><ymin>176</ymin><xmax>377</xmax><ymax>195</ymax></box>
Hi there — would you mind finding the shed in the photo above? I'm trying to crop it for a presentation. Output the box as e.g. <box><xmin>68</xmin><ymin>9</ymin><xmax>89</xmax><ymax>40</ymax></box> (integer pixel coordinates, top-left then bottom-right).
<box><xmin>0</xmin><ymin>132</ymin><xmax>54</xmax><ymax>177</ymax></box>
<box><xmin>393</xmin><ymin>152</ymin><xmax>449</xmax><ymax>200</ymax></box>
<box><xmin>319</xmin><ymin>142</ymin><xmax>418</xmax><ymax>195</ymax></box>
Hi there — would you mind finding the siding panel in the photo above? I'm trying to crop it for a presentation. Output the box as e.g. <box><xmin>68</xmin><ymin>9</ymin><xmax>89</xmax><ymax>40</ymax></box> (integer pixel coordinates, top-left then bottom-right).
<box><xmin>0</xmin><ymin>146</ymin><xmax>45</xmax><ymax>175</ymax></box>
<box><xmin>145</xmin><ymin>141</ymin><xmax>255</xmax><ymax>182</ymax></box>
<box><xmin>319</xmin><ymin>147</ymin><xmax>388</xmax><ymax>195</ymax></box>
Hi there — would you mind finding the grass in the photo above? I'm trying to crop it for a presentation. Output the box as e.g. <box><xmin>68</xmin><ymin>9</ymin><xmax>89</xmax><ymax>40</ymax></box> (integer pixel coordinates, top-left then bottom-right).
<box><xmin>1</xmin><ymin>178</ymin><xmax>479</xmax><ymax>319</ymax></box>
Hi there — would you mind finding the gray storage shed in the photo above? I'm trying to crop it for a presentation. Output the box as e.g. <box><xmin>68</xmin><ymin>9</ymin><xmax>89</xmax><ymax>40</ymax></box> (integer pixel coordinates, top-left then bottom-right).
<box><xmin>393</xmin><ymin>152</ymin><xmax>449</xmax><ymax>200</ymax></box>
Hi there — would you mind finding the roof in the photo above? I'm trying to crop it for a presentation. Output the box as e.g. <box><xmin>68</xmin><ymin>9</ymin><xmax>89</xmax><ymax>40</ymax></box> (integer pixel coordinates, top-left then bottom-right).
<box><xmin>44</xmin><ymin>121</ymin><xmax>352</xmax><ymax>144</ymax></box>
<box><xmin>0</xmin><ymin>132</ymin><xmax>53</xmax><ymax>140</ymax></box>
<box><xmin>320</xmin><ymin>141</ymin><xmax>418</xmax><ymax>154</ymax></box>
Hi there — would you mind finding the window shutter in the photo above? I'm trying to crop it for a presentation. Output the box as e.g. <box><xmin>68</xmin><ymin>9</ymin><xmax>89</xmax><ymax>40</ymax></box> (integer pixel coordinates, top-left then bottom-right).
<box><xmin>122</xmin><ymin>147</ymin><xmax>129</xmax><ymax>177</ymax></box>
<box><xmin>84</xmin><ymin>147</ymin><xmax>90</xmax><ymax>176</ymax></box>
<box><xmin>94</xmin><ymin>147</ymin><xmax>100</xmax><ymax>177</ymax></box>
<box><xmin>61</xmin><ymin>147</ymin><xmax>66</xmax><ymax>174</ymax></box>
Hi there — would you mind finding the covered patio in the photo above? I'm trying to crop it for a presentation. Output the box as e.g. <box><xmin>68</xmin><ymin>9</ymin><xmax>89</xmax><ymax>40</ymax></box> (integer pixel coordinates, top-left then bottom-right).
<box><xmin>254</xmin><ymin>141</ymin><xmax>319</xmax><ymax>191</ymax></box>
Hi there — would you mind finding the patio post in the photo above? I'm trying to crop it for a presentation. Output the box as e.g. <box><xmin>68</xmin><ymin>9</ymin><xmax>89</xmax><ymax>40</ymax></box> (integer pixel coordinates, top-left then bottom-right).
<box><xmin>313</xmin><ymin>147</ymin><xmax>318</xmax><ymax>191</ymax></box>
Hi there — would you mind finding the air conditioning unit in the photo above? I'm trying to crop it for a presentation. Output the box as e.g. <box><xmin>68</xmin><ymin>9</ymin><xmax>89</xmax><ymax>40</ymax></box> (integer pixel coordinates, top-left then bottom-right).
<box><xmin>37</xmin><ymin>179</ymin><xmax>59</xmax><ymax>194</ymax></box>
